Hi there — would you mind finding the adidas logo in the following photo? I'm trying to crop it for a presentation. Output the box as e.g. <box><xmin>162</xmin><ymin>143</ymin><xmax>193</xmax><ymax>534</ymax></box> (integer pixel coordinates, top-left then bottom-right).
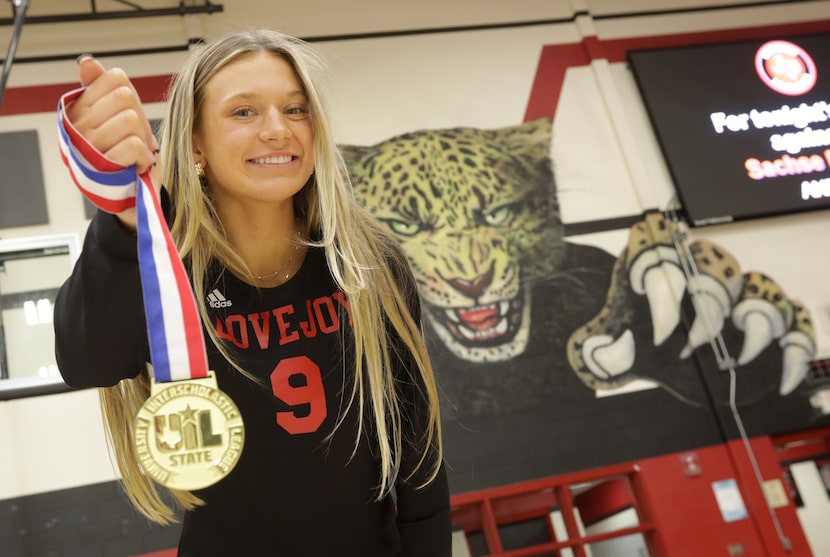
<box><xmin>207</xmin><ymin>289</ymin><xmax>232</xmax><ymax>309</ymax></box>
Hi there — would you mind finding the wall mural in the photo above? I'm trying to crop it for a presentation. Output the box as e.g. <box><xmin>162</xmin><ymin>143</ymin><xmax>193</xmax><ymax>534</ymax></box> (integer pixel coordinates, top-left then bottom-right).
<box><xmin>341</xmin><ymin>116</ymin><xmax>827</xmax><ymax>494</ymax></box>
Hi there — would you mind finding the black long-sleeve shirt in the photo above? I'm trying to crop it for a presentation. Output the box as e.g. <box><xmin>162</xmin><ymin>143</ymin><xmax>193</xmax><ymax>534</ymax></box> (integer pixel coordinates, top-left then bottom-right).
<box><xmin>54</xmin><ymin>210</ymin><xmax>451</xmax><ymax>556</ymax></box>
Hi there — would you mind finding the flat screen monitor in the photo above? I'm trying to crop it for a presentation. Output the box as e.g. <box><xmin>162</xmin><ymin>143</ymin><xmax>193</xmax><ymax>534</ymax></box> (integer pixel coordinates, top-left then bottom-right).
<box><xmin>628</xmin><ymin>32</ymin><xmax>830</xmax><ymax>226</ymax></box>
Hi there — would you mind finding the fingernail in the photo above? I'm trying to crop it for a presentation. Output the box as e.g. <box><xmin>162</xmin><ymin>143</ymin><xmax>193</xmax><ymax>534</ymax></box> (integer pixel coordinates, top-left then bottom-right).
<box><xmin>76</xmin><ymin>53</ymin><xmax>93</xmax><ymax>65</ymax></box>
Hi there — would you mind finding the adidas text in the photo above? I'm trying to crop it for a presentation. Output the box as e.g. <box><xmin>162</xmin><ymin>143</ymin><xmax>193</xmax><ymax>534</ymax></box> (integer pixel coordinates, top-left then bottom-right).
<box><xmin>207</xmin><ymin>289</ymin><xmax>232</xmax><ymax>309</ymax></box>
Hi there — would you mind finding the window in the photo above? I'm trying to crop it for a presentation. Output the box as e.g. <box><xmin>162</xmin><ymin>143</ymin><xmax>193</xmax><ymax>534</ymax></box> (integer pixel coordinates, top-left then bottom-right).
<box><xmin>0</xmin><ymin>234</ymin><xmax>79</xmax><ymax>399</ymax></box>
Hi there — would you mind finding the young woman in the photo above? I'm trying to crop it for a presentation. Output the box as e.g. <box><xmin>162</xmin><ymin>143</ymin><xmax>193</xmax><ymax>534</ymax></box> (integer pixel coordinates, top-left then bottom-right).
<box><xmin>54</xmin><ymin>29</ymin><xmax>450</xmax><ymax>556</ymax></box>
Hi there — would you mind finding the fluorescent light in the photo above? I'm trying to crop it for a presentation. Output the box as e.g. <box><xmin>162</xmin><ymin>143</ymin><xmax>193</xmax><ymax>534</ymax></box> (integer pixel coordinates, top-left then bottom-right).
<box><xmin>24</xmin><ymin>300</ymin><xmax>38</xmax><ymax>326</ymax></box>
<box><xmin>36</xmin><ymin>298</ymin><xmax>52</xmax><ymax>324</ymax></box>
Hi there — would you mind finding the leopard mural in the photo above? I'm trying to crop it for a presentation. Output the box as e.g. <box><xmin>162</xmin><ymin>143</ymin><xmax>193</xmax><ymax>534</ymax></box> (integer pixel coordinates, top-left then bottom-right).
<box><xmin>341</xmin><ymin>117</ymin><xmax>824</xmax><ymax>493</ymax></box>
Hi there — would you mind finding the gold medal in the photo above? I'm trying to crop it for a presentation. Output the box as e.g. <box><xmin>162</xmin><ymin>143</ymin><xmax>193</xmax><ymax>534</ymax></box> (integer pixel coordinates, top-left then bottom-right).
<box><xmin>133</xmin><ymin>370</ymin><xmax>245</xmax><ymax>490</ymax></box>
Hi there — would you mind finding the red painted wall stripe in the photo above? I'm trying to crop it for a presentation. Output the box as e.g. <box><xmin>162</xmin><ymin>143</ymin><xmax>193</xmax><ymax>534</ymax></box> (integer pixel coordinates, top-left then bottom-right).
<box><xmin>130</xmin><ymin>550</ymin><xmax>176</xmax><ymax>557</ymax></box>
<box><xmin>0</xmin><ymin>74</ymin><xmax>173</xmax><ymax>116</ymax></box>
<box><xmin>525</xmin><ymin>18</ymin><xmax>830</xmax><ymax>123</ymax></box>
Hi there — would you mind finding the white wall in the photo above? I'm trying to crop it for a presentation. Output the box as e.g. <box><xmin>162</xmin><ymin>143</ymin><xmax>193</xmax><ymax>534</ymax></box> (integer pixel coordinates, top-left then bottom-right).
<box><xmin>791</xmin><ymin>461</ymin><xmax>830</xmax><ymax>557</ymax></box>
<box><xmin>0</xmin><ymin>390</ymin><xmax>118</xmax><ymax>500</ymax></box>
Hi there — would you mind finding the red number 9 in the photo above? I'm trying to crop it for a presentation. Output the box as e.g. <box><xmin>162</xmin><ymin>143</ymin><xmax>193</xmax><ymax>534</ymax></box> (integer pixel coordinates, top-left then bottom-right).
<box><xmin>271</xmin><ymin>356</ymin><xmax>327</xmax><ymax>434</ymax></box>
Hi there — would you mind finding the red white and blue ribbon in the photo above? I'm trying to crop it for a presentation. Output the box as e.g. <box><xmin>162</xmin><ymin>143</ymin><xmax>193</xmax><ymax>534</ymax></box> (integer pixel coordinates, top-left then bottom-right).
<box><xmin>57</xmin><ymin>88</ymin><xmax>209</xmax><ymax>383</ymax></box>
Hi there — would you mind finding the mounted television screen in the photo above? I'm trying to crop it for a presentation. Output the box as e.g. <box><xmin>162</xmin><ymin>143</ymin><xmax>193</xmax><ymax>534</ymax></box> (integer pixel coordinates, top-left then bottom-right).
<box><xmin>628</xmin><ymin>32</ymin><xmax>830</xmax><ymax>226</ymax></box>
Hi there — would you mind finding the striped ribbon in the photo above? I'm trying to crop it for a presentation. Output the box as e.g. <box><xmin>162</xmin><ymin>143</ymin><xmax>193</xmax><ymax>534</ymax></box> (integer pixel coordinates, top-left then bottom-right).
<box><xmin>57</xmin><ymin>88</ymin><xmax>208</xmax><ymax>383</ymax></box>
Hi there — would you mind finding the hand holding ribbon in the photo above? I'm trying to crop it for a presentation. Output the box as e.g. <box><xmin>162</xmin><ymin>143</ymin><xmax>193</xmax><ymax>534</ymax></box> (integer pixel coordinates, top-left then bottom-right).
<box><xmin>57</xmin><ymin>56</ymin><xmax>209</xmax><ymax>384</ymax></box>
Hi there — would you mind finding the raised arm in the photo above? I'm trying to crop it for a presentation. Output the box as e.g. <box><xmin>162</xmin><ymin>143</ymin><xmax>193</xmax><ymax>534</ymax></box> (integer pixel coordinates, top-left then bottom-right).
<box><xmin>54</xmin><ymin>56</ymin><xmax>162</xmax><ymax>387</ymax></box>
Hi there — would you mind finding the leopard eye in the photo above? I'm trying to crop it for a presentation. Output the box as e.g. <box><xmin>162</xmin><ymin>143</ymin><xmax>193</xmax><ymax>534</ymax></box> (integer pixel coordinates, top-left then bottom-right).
<box><xmin>484</xmin><ymin>206</ymin><xmax>513</xmax><ymax>226</ymax></box>
<box><xmin>386</xmin><ymin>220</ymin><xmax>421</xmax><ymax>236</ymax></box>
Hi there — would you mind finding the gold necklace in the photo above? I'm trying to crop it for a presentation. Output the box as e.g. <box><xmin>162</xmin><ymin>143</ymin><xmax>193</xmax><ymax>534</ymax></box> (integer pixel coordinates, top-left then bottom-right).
<box><xmin>253</xmin><ymin>233</ymin><xmax>302</xmax><ymax>282</ymax></box>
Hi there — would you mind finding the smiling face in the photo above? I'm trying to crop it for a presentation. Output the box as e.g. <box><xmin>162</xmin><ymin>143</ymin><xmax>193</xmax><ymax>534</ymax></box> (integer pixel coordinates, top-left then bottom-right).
<box><xmin>192</xmin><ymin>51</ymin><xmax>316</xmax><ymax>212</ymax></box>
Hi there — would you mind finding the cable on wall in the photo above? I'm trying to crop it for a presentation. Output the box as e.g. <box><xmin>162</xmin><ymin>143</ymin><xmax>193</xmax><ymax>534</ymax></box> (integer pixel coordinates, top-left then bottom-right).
<box><xmin>663</xmin><ymin>206</ymin><xmax>794</xmax><ymax>553</ymax></box>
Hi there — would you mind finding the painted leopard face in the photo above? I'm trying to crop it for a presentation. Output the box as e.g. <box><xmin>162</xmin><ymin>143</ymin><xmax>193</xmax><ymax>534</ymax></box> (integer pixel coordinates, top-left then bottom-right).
<box><xmin>342</xmin><ymin>118</ymin><xmax>563</xmax><ymax>362</ymax></box>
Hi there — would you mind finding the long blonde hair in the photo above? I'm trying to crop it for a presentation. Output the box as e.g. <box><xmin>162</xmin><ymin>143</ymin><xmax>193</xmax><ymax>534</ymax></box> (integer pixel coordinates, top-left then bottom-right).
<box><xmin>99</xmin><ymin>29</ymin><xmax>443</xmax><ymax>524</ymax></box>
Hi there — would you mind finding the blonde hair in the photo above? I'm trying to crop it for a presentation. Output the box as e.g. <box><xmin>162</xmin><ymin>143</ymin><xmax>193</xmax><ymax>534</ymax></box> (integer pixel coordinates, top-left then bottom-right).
<box><xmin>99</xmin><ymin>29</ymin><xmax>442</xmax><ymax>524</ymax></box>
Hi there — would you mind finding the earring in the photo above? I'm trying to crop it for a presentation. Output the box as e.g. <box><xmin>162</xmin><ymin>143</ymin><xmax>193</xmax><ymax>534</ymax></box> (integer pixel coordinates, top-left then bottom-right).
<box><xmin>195</xmin><ymin>162</ymin><xmax>206</xmax><ymax>179</ymax></box>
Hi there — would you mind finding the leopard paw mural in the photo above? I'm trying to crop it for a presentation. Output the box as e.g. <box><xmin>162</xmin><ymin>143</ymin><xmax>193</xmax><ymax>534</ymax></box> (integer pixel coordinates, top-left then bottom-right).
<box><xmin>567</xmin><ymin>212</ymin><xmax>816</xmax><ymax>398</ymax></box>
<box><xmin>567</xmin><ymin>211</ymin><xmax>683</xmax><ymax>388</ymax></box>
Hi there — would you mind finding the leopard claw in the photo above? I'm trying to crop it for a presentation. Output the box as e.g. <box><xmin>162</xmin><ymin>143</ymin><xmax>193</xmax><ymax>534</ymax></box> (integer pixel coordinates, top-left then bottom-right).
<box><xmin>679</xmin><ymin>275</ymin><xmax>731</xmax><ymax>358</ymax></box>
<box><xmin>679</xmin><ymin>241</ymin><xmax>743</xmax><ymax>360</ymax></box>
<box><xmin>643</xmin><ymin>263</ymin><xmax>686</xmax><ymax>346</ymax></box>
<box><xmin>778</xmin><ymin>300</ymin><xmax>816</xmax><ymax>395</ymax></box>
<box><xmin>735</xmin><ymin>310</ymin><xmax>775</xmax><ymax>365</ymax></box>
<box><xmin>731</xmin><ymin>272</ymin><xmax>793</xmax><ymax>366</ymax></box>
<box><xmin>582</xmin><ymin>329</ymin><xmax>636</xmax><ymax>379</ymax></box>
<box><xmin>626</xmin><ymin>214</ymin><xmax>686</xmax><ymax>347</ymax></box>
<box><xmin>779</xmin><ymin>333</ymin><xmax>814</xmax><ymax>396</ymax></box>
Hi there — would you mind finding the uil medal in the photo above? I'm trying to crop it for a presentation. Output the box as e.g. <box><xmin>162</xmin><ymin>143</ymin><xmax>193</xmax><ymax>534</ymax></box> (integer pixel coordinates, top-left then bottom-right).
<box><xmin>58</xmin><ymin>113</ymin><xmax>245</xmax><ymax>490</ymax></box>
<box><xmin>133</xmin><ymin>371</ymin><xmax>245</xmax><ymax>491</ymax></box>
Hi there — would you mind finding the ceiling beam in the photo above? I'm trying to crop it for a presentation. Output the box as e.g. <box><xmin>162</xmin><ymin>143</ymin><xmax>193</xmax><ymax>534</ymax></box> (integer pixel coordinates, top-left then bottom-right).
<box><xmin>0</xmin><ymin>2</ymin><xmax>223</xmax><ymax>26</ymax></box>
<box><xmin>0</xmin><ymin>40</ymin><xmax>201</xmax><ymax>65</ymax></box>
